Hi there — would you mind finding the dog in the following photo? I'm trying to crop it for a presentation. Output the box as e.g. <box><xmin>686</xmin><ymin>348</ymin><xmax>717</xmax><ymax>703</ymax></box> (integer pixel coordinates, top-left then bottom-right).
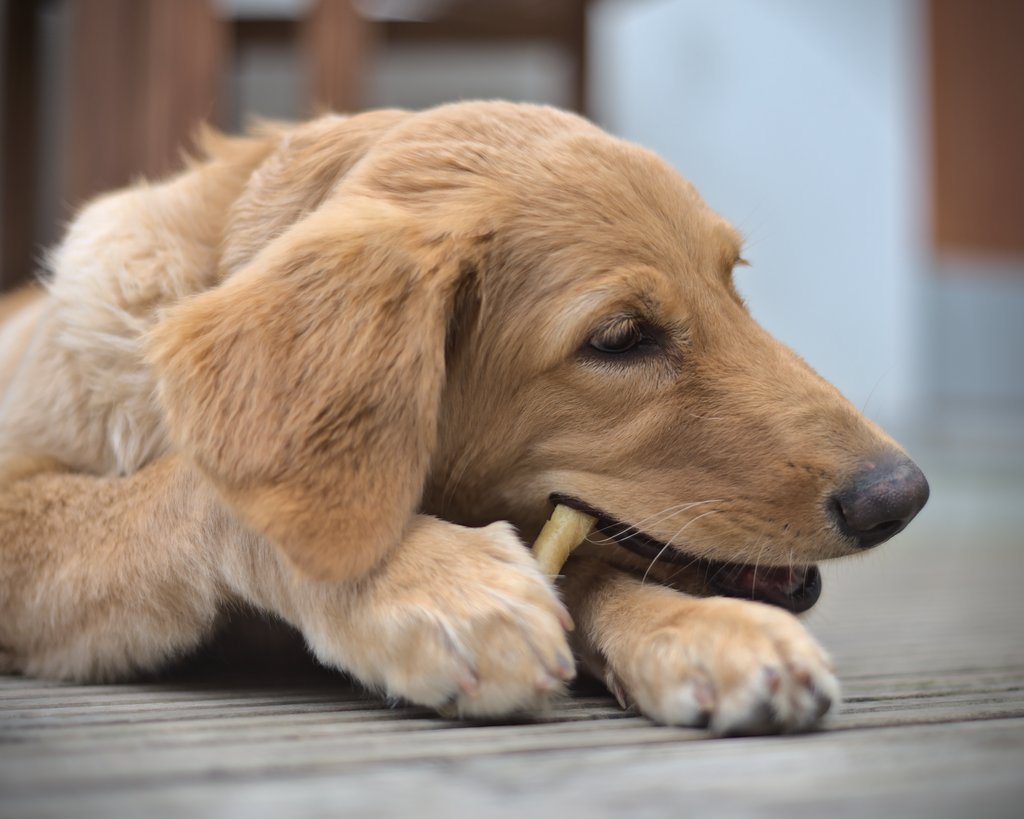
<box><xmin>0</xmin><ymin>102</ymin><xmax>928</xmax><ymax>735</ymax></box>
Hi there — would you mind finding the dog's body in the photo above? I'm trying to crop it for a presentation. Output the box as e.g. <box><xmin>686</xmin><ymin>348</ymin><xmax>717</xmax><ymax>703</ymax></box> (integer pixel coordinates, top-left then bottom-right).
<box><xmin>0</xmin><ymin>102</ymin><xmax>927</xmax><ymax>734</ymax></box>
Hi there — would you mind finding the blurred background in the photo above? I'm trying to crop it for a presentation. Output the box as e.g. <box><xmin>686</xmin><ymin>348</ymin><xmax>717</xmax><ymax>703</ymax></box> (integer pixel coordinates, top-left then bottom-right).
<box><xmin>1</xmin><ymin>0</ymin><xmax>1022</xmax><ymax>470</ymax></box>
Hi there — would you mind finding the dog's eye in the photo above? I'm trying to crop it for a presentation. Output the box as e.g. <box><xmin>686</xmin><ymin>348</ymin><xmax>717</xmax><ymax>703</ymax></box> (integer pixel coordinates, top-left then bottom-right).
<box><xmin>590</xmin><ymin>325</ymin><xmax>642</xmax><ymax>354</ymax></box>
<box><xmin>588</xmin><ymin>320</ymin><xmax>648</xmax><ymax>355</ymax></box>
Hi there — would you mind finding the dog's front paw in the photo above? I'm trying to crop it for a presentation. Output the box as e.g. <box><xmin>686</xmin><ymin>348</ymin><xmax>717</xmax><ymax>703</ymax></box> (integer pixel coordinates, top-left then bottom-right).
<box><xmin>299</xmin><ymin>518</ymin><xmax>575</xmax><ymax>718</ymax></box>
<box><xmin>608</xmin><ymin>596</ymin><xmax>838</xmax><ymax>735</ymax></box>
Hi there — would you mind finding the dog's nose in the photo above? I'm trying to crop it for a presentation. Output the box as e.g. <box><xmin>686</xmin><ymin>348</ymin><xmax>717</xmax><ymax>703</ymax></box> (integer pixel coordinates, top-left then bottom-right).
<box><xmin>829</xmin><ymin>455</ymin><xmax>929</xmax><ymax>549</ymax></box>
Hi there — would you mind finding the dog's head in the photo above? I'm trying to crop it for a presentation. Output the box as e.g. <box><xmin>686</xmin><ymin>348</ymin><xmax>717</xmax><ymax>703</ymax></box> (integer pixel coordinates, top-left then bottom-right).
<box><xmin>150</xmin><ymin>102</ymin><xmax>928</xmax><ymax>609</ymax></box>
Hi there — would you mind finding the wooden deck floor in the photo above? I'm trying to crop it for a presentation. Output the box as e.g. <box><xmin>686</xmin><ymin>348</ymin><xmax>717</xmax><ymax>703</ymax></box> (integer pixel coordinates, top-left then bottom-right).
<box><xmin>2</xmin><ymin>456</ymin><xmax>1023</xmax><ymax>818</ymax></box>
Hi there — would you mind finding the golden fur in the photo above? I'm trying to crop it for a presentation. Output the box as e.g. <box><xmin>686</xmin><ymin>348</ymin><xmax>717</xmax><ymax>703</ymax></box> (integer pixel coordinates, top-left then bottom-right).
<box><xmin>0</xmin><ymin>102</ymin><xmax>919</xmax><ymax>734</ymax></box>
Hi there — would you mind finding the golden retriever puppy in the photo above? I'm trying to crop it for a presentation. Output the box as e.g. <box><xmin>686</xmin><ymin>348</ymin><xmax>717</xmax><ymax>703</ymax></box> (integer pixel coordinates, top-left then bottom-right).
<box><xmin>0</xmin><ymin>102</ymin><xmax>928</xmax><ymax>735</ymax></box>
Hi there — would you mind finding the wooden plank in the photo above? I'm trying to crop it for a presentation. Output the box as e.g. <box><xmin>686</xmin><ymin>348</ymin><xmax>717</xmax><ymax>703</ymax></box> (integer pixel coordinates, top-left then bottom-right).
<box><xmin>137</xmin><ymin>0</ymin><xmax>225</xmax><ymax>179</ymax></box>
<box><xmin>2</xmin><ymin>719</ymin><xmax>1022</xmax><ymax>819</ymax></box>
<box><xmin>2</xmin><ymin>666</ymin><xmax>1019</xmax><ymax>725</ymax></box>
<box><xmin>66</xmin><ymin>0</ymin><xmax>225</xmax><ymax>210</ymax></box>
<box><xmin>0</xmin><ymin>0</ymin><xmax>40</xmax><ymax>291</ymax></box>
<box><xmin>3</xmin><ymin>690</ymin><xmax>1022</xmax><ymax>766</ymax></box>
<box><xmin>66</xmin><ymin>0</ymin><xmax>146</xmax><ymax>208</ymax></box>
<box><xmin>2</xmin><ymin>676</ymin><xmax>1022</xmax><ymax>790</ymax></box>
<box><xmin>930</xmin><ymin>0</ymin><xmax>1024</xmax><ymax>256</ymax></box>
<box><xmin>303</xmin><ymin>0</ymin><xmax>374</xmax><ymax>114</ymax></box>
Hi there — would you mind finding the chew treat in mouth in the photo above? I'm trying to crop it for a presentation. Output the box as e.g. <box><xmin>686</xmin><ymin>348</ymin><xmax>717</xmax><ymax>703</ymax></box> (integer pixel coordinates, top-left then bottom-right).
<box><xmin>532</xmin><ymin>504</ymin><xmax>597</xmax><ymax>575</ymax></box>
<box><xmin>548</xmin><ymin>495</ymin><xmax>824</xmax><ymax>613</ymax></box>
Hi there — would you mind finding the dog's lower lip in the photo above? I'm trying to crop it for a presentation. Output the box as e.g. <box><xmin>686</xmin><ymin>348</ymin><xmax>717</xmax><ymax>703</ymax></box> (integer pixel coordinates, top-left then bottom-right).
<box><xmin>550</xmin><ymin>493</ymin><xmax>822</xmax><ymax>614</ymax></box>
<box><xmin>708</xmin><ymin>562</ymin><xmax>822</xmax><ymax>614</ymax></box>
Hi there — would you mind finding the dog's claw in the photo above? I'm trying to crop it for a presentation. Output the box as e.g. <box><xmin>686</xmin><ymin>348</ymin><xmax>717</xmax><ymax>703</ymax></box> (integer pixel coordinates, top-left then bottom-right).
<box><xmin>608</xmin><ymin>674</ymin><xmax>631</xmax><ymax>710</ymax></box>
<box><xmin>555</xmin><ymin>651</ymin><xmax>577</xmax><ymax>680</ymax></box>
<box><xmin>535</xmin><ymin>672</ymin><xmax>561</xmax><ymax>692</ymax></box>
<box><xmin>455</xmin><ymin>667</ymin><xmax>480</xmax><ymax>696</ymax></box>
<box><xmin>692</xmin><ymin>677</ymin><xmax>716</xmax><ymax>711</ymax></box>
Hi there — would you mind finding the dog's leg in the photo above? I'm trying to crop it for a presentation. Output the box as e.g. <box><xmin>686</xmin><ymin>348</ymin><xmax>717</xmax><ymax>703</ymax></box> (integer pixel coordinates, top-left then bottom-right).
<box><xmin>561</xmin><ymin>557</ymin><xmax>840</xmax><ymax>735</ymax></box>
<box><xmin>221</xmin><ymin>515</ymin><xmax>577</xmax><ymax>717</ymax></box>
<box><xmin>0</xmin><ymin>458</ymin><xmax>226</xmax><ymax>679</ymax></box>
<box><xmin>1</xmin><ymin>461</ymin><xmax>575</xmax><ymax>715</ymax></box>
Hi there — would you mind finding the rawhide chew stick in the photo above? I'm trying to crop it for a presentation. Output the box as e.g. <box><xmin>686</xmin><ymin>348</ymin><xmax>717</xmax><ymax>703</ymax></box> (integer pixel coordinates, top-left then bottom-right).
<box><xmin>532</xmin><ymin>504</ymin><xmax>596</xmax><ymax>575</ymax></box>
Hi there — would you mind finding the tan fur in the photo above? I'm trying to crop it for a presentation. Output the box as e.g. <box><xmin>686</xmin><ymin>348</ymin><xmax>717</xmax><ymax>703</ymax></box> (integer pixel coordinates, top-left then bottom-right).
<box><xmin>0</xmin><ymin>102</ymin><xmax>915</xmax><ymax>732</ymax></box>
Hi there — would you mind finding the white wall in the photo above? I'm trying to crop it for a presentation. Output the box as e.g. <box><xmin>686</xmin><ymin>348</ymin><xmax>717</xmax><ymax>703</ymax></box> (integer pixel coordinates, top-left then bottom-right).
<box><xmin>589</xmin><ymin>0</ymin><xmax>926</xmax><ymax>431</ymax></box>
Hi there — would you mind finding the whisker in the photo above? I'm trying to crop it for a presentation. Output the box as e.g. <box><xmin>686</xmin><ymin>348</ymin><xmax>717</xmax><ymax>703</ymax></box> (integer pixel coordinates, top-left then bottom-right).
<box><xmin>748</xmin><ymin>528</ymin><xmax>769</xmax><ymax>602</ymax></box>
<box><xmin>705</xmin><ymin>560</ymin><xmax>730</xmax><ymax>585</ymax></box>
<box><xmin>586</xmin><ymin>499</ymin><xmax>726</xmax><ymax>546</ymax></box>
<box><xmin>584</xmin><ymin>501</ymin><xmax>697</xmax><ymax>544</ymax></box>
<box><xmin>641</xmin><ymin>509</ymin><xmax>721</xmax><ymax>585</ymax></box>
<box><xmin>662</xmin><ymin>549</ymin><xmax>712</xmax><ymax>585</ymax></box>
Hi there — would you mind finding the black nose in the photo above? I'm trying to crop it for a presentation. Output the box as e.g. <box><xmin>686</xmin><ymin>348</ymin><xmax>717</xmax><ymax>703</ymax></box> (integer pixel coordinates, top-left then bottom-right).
<box><xmin>829</xmin><ymin>454</ymin><xmax>930</xmax><ymax>549</ymax></box>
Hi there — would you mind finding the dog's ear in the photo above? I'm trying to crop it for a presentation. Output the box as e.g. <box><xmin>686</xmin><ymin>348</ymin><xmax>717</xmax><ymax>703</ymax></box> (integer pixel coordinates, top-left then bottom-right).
<box><xmin>148</xmin><ymin>197</ymin><xmax>474</xmax><ymax>580</ymax></box>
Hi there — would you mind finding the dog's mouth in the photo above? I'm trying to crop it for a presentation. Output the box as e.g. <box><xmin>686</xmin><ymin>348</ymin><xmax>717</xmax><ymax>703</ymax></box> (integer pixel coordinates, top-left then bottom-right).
<box><xmin>551</xmin><ymin>495</ymin><xmax>822</xmax><ymax>614</ymax></box>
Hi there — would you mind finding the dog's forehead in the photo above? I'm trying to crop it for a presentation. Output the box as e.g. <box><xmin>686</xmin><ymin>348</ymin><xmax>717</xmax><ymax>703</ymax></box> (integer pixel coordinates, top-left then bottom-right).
<box><xmin>540</xmin><ymin>187</ymin><xmax>742</xmax><ymax>314</ymax></box>
<box><xmin>530</xmin><ymin>135</ymin><xmax>743</xmax><ymax>276</ymax></box>
<box><xmin>363</xmin><ymin>103</ymin><xmax>743</xmax><ymax>273</ymax></box>
<box><xmin>478</xmin><ymin>135</ymin><xmax>747</xmax><ymax>341</ymax></box>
